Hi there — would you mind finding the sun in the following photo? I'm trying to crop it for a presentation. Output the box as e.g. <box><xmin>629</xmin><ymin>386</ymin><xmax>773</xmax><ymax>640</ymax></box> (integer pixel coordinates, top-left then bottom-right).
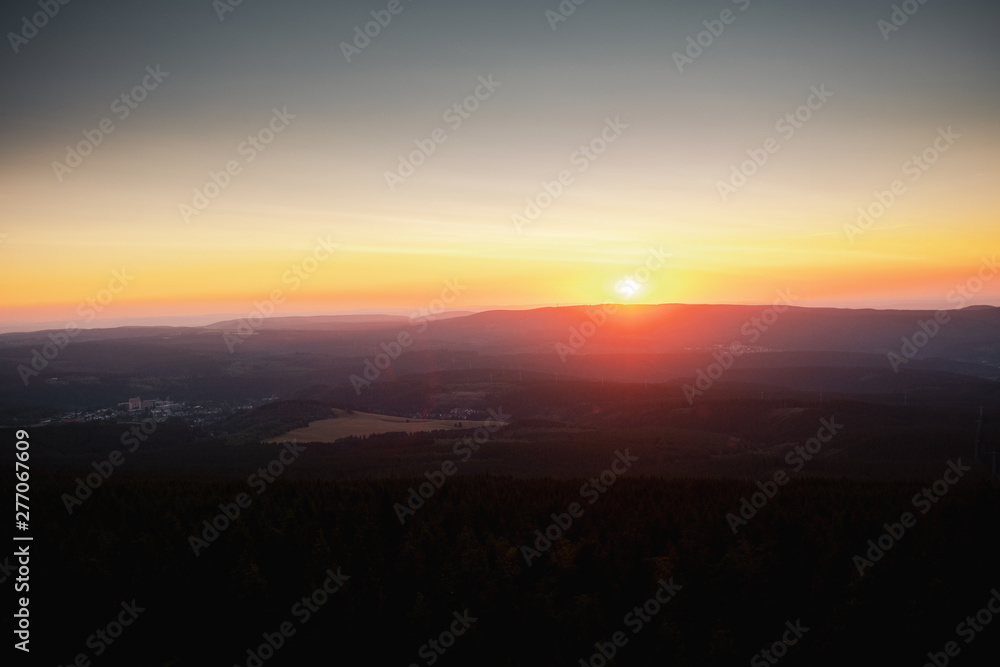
<box><xmin>616</xmin><ymin>278</ymin><xmax>640</xmax><ymax>299</ymax></box>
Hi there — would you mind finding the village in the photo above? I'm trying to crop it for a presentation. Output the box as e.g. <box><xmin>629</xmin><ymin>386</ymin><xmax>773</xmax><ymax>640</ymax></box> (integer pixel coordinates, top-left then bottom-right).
<box><xmin>35</xmin><ymin>395</ymin><xmax>280</xmax><ymax>427</ymax></box>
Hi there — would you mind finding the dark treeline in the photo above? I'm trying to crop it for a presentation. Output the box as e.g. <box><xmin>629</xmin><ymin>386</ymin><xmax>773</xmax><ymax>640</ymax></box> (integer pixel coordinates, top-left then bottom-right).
<box><xmin>213</xmin><ymin>399</ymin><xmax>336</xmax><ymax>444</ymax></box>
<box><xmin>22</xmin><ymin>473</ymin><xmax>1000</xmax><ymax>666</ymax></box>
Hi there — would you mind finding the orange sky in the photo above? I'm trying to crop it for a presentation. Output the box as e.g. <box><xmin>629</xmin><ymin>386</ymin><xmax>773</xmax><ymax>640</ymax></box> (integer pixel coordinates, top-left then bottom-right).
<box><xmin>1</xmin><ymin>1</ymin><xmax>998</xmax><ymax>330</ymax></box>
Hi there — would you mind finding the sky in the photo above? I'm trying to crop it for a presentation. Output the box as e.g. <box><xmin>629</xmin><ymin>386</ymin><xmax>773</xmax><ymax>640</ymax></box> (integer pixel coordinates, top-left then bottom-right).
<box><xmin>1</xmin><ymin>0</ymin><xmax>998</xmax><ymax>329</ymax></box>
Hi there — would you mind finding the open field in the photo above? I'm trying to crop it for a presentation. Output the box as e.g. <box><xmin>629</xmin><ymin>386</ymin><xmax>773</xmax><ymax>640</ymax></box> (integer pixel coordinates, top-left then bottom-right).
<box><xmin>266</xmin><ymin>408</ymin><xmax>507</xmax><ymax>443</ymax></box>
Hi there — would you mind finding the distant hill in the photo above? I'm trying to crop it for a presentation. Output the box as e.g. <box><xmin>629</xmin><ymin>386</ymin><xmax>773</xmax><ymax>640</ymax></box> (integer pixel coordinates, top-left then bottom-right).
<box><xmin>0</xmin><ymin>304</ymin><xmax>997</xmax><ymax>415</ymax></box>
<box><xmin>204</xmin><ymin>311</ymin><xmax>476</xmax><ymax>331</ymax></box>
<box><xmin>415</xmin><ymin>303</ymin><xmax>1000</xmax><ymax>357</ymax></box>
<box><xmin>204</xmin><ymin>314</ymin><xmax>410</xmax><ymax>330</ymax></box>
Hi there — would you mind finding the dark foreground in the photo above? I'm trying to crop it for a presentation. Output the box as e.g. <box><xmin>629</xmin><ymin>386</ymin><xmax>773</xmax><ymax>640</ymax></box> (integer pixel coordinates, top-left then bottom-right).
<box><xmin>18</xmin><ymin>473</ymin><xmax>1000</xmax><ymax>666</ymax></box>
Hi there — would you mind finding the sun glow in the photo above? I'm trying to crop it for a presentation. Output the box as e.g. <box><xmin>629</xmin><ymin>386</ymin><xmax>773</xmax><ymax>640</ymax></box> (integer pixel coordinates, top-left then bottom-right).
<box><xmin>616</xmin><ymin>278</ymin><xmax>641</xmax><ymax>299</ymax></box>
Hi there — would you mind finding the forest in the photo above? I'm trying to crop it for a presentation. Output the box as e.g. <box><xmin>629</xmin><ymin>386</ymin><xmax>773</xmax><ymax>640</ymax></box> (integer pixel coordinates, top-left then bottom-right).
<box><xmin>20</xmin><ymin>468</ymin><xmax>1000</xmax><ymax>666</ymax></box>
<box><xmin>3</xmin><ymin>359</ymin><xmax>997</xmax><ymax>664</ymax></box>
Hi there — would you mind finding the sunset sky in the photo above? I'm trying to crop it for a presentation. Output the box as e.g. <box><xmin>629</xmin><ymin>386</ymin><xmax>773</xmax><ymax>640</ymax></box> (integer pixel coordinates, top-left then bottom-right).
<box><xmin>1</xmin><ymin>0</ymin><xmax>997</xmax><ymax>329</ymax></box>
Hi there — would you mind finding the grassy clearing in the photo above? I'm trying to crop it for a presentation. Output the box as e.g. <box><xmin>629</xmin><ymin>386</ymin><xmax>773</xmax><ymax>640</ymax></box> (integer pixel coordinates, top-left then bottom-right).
<box><xmin>266</xmin><ymin>408</ymin><xmax>505</xmax><ymax>442</ymax></box>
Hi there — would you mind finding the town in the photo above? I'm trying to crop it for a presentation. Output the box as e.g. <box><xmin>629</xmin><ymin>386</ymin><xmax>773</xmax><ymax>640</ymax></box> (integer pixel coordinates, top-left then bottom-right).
<box><xmin>34</xmin><ymin>395</ymin><xmax>280</xmax><ymax>427</ymax></box>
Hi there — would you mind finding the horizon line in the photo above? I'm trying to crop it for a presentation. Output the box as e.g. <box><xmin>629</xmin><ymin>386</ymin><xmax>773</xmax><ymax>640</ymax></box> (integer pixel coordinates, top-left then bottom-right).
<box><xmin>2</xmin><ymin>300</ymin><xmax>997</xmax><ymax>335</ymax></box>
